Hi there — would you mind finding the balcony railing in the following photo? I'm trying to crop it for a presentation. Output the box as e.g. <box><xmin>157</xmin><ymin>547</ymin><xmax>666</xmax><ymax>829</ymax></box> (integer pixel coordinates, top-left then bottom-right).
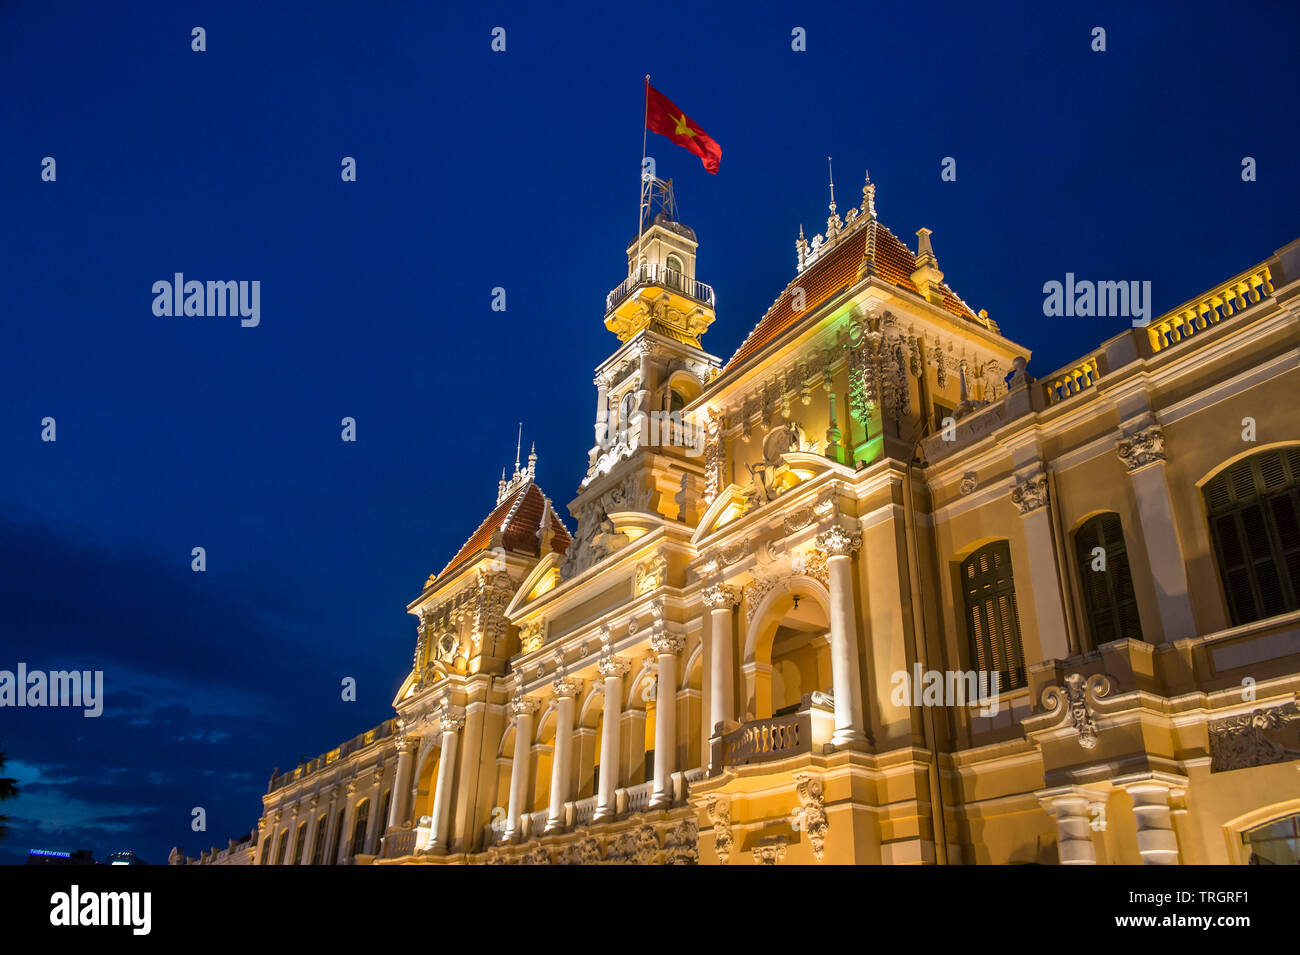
<box><xmin>1042</xmin><ymin>354</ymin><xmax>1102</xmax><ymax>406</ymax></box>
<box><xmin>709</xmin><ymin>693</ymin><xmax>835</xmax><ymax>776</ymax></box>
<box><xmin>380</xmin><ymin>827</ymin><xmax>416</xmax><ymax>859</ymax></box>
<box><xmin>269</xmin><ymin>718</ymin><xmax>397</xmax><ymax>792</ymax></box>
<box><xmin>1145</xmin><ymin>264</ymin><xmax>1273</xmax><ymax>353</ymax></box>
<box><xmin>606</xmin><ymin>264</ymin><xmax>715</xmax><ymax>313</ymax></box>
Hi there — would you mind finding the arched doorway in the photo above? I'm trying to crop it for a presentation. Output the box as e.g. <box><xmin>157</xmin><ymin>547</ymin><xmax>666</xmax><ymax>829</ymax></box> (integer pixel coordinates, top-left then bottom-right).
<box><xmin>743</xmin><ymin>582</ymin><xmax>832</xmax><ymax>720</ymax></box>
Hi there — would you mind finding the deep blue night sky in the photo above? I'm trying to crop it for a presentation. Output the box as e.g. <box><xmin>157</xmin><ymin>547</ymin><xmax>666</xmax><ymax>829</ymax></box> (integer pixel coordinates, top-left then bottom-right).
<box><xmin>2</xmin><ymin>0</ymin><xmax>1297</xmax><ymax>864</ymax></box>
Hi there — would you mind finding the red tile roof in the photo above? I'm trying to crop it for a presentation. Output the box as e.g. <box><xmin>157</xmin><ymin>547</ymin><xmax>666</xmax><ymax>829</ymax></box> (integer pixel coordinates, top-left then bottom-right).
<box><xmin>437</xmin><ymin>482</ymin><xmax>571</xmax><ymax>581</ymax></box>
<box><xmin>725</xmin><ymin>219</ymin><xmax>978</xmax><ymax>369</ymax></box>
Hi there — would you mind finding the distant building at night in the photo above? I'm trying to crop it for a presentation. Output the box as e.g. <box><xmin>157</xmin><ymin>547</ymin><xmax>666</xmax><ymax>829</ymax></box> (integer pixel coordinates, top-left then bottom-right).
<box><xmin>191</xmin><ymin>173</ymin><xmax>1300</xmax><ymax>865</ymax></box>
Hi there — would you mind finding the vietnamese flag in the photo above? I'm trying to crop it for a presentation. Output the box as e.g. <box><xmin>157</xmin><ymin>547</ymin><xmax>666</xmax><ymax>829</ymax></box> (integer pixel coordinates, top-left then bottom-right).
<box><xmin>645</xmin><ymin>79</ymin><xmax>722</xmax><ymax>174</ymax></box>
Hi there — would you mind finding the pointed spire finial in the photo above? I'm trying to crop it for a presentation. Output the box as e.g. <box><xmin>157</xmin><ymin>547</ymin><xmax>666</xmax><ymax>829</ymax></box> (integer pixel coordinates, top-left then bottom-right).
<box><xmin>827</xmin><ymin>156</ymin><xmax>836</xmax><ymax>214</ymax></box>
<box><xmin>527</xmin><ymin>441</ymin><xmax>537</xmax><ymax>478</ymax></box>
<box><xmin>861</xmin><ymin>169</ymin><xmax>876</xmax><ymax>218</ymax></box>
<box><xmin>513</xmin><ymin>422</ymin><xmax>522</xmax><ymax>478</ymax></box>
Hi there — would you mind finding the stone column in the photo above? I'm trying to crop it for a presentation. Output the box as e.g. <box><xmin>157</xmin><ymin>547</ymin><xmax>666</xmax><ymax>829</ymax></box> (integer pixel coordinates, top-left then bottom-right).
<box><xmin>428</xmin><ymin>705</ymin><xmax>465</xmax><ymax>851</ymax></box>
<box><xmin>650</xmin><ymin>629</ymin><xmax>686</xmax><ymax>808</ymax></box>
<box><xmin>362</xmin><ymin>770</ymin><xmax>385</xmax><ymax>855</ymax></box>
<box><xmin>320</xmin><ymin>792</ymin><xmax>341</xmax><ymax>864</ymax></box>
<box><xmin>336</xmin><ymin>782</ymin><xmax>358</xmax><ymax>864</ymax></box>
<box><xmin>387</xmin><ymin>735</ymin><xmax>416</xmax><ymax>832</ymax></box>
<box><xmin>594</xmin><ymin>375</ymin><xmax>610</xmax><ymax>449</ymax></box>
<box><xmin>1011</xmin><ymin>470</ymin><xmax>1071</xmax><ymax>660</ymax></box>
<box><xmin>1038</xmin><ymin>787</ymin><xmax>1105</xmax><ymax>865</ymax></box>
<box><xmin>303</xmin><ymin>795</ymin><xmax>324</xmax><ymax>864</ymax></box>
<box><xmin>1120</xmin><ymin>779</ymin><xmax>1182</xmax><ymax>865</ymax></box>
<box><xmin>595</xmin><ymin>655</ymin><xmax>630</xmax><ymax>821</ymax></box>
<box><xmin>1117</xmin><ymin>426</ymin><xmax>1195</xmax><ymax>642</ymax></box>
<box><xmin>704</xmin><ymin>584</ymin><xmax>740</xmax><ymax>736</ymax></box>
<box><xmin>505</xmin><ymin>696</ymin><xmax>540</xmax><ymax>841</ymax></box>
<box><xmin>546</xmin><ymin>677</ymin><xmax>582</xmax><ymax>832</ymax></box>
<box><xmin>817</xmin><ymin>526</ymin><xmax>868</xmax><ymax>746</ymax></box>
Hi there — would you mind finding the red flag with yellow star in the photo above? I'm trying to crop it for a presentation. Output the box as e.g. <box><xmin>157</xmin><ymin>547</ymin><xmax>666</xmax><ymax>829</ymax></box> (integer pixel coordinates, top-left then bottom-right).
<box><xmin>645</xmin><ymin>79</ymin><xmax>721</xmax><ymax>174</ymax></box>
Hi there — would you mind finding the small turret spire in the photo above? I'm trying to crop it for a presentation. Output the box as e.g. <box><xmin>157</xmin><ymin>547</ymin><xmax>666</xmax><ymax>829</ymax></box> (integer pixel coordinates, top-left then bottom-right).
<box><xmin>825</xmin><ymin>156</ymin><xmax>843</xmax><ymax>239</ymax></box>
<box><xmin>513</xmin><ymin>422</ymin><xmax>522</xmax><ymax>479</ymax></box>
<box><xmin>527</xmin><ymin>441</ymin><xmax>537</xmax><ymax>478</ymax></box>
<box><xmin>861</xmin><ymin>169</ymin><xmax>876</xmax><ymax>219</ymax></box>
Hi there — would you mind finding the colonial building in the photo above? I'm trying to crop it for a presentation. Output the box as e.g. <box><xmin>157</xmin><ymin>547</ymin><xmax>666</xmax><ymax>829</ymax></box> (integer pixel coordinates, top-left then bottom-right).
<box><xmin>209</xmin><ymin>173</ymin><xmax>1300</xmax><ymax>866</ymax></box>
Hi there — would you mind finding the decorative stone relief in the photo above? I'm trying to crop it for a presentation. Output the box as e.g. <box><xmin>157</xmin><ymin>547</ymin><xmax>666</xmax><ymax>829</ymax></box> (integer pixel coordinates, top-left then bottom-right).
<box><xmin>509</xmin><ymin>695</ymin><xmax>540</xmax><ymax>721</ymax></box>
<box><xmin>703</xmin><ymin>410</ymin><xmax>724</xmax><ymax>508</ymax></box>
<box><xmin>551</xmin><ymin>676</ymin><xmax>582</xmax><ymax>701</ymax></box>
<box><xmin>1041</xmin><ymin>673</ymin><xmax>1112</xmax><ymax>749</ymax></box>
<box><xmin>784</xmin><ymin>506</ymin><xmax>815</xmax><ymax>535</ymax></box>
<box><xmin>557</xmin><ymin>837</ymin><xmax>602</xmax><ymax>865</ymax></box>
<box><xmin>1011</xmin><ymin>472</ymin><xmax>1049</xmax><ymax>515</ymax></box>
<box><xmin>1116</xmin><ymin>425</ymin><xmax>1167</xmax><ymax>471</ymax></box>
<box><xmin>436</xmin><ymin>703</ymin><xmax>467</xmax><ymax>734</ymax></box>
<box><xmin>743</xmin><ymin>574</ymin><xmax>785</xmax><ymax>624</ymax></box>
<box><xmin>793</xmin><ymin>773</ymin><xmax>828</xmax><ymax>862</ymax></box>
<box><xmin>702</xmin><ymin>583</ymin><xmax>741</xmax><ymax>610</ymax></box>
<box><xmin>1208</xmin><ymin>702</ymin><xmax>1300</xmax><ymax>772</ymax></box>
<box><xmin>519</xmin><ymin>620</ymin><xmax>544</xmax><ymax>655</ymax></box>
<box><xmin>815</xmin><ymin>525</ymin><xmax>862</xmax><ymax>558</ymax></box>
<box><xmin>959</xmin><ymin>471</ymin><xmax>978</xmax><ymax>495</ymax></box>
<box><xmin>791</xmin><ymin>548</ymin><xmax>828</xmax><ymax>588</ymax></box>
<box><xmin>597</xmin><ymin>655</ymin><xmax>631</xmax><ymax>679</ymax></box>
<box><xmin>606</xmin><ymin>825</ymin><xmax>660</xmax><ymax>865</ymax></box>
<box><xmin>751</xmin><ymin>835</ymin><xmax>788</xmax><ymax>865</ymax></box>
<box><xmin>662</xmin><ymin>817</ymin><xmax>699</xmax><ymax>865</ymax></box>
<box><xmin>635</xmin><ymin>554</ymin><xmax>667</xmax><ymax>595</ymax></box>
<box><xmin>707</xmin><ymin>797</ymin><xmax>733</xmax><ymax>865</ymax></box>
<box><xmin>649</xmin><ymin>630</ymin><xmax>686</xmax><ymax>656</ymax></box>
<box><xmin>519</xmin><ymin>845</ymin><xmax>552</xmax><ymax>865</ymax></box>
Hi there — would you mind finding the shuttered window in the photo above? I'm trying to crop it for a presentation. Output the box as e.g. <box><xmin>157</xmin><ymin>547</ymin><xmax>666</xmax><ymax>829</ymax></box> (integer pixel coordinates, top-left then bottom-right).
<box><xmin>1074</xmin><ymin>513</ymin><xmax>1143</xmax><ymax>647</ymax></box>
<box><xmin>961</xmin><ymin>542</ymin><xmax>1027</xmax><ymax>691</ymax></box>
<box><xmin>1204</xmin><ymin>447</ymin><xmax>1300</xmax><ymax>626</ymax></box>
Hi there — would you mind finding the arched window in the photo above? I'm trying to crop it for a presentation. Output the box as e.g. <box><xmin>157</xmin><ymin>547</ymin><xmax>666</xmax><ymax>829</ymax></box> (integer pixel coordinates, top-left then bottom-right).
<box><xmin>291</xmin><ymin>821</ymin><xmax>308</xmax><ymax>865</ymax></box>
<box><xmin>1074</xmin><ymin>513</ymin><xmax>1142</xmax><ymax>646</ymax></box>
<box><xmin>273</xmin><ymin>829</ymin><xmax>288</xmax><ymax>865</ymax></box>
<box><xmin>1204</xmin><ymin>447</ymin><xmax>1300</xmax><ymax>625</ymax></box>
<box><xmin>664</xmin><ymin>253</ymin><xmax>683</xmax><ymax>274</ymax></box>
<box><xmin>1244</xmin><ymin>812</ymin><xmax>1300</xmax><ymax>865</ymax></box>
<box><xmin>310</xmin><ymin>814</ymin><xmax>327</xmax><ymax>865</ymax></box>
<box><xmin>350</xmin><ymin>799</ymin><xmax>370</xmax><ymax>856</ymax></box>
<box><xmin>618</xmin><ymin>393</ymin><xmax>637</xmax><ymax>443</ymax></box>
<box><xmin>960</xmin><ymin>542</ymin><xmax>1026</xmax><ymax>691</ymax></box>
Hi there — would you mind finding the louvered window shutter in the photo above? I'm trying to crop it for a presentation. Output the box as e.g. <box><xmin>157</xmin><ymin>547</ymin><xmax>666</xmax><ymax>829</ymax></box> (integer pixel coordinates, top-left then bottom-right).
<box><xmin>961</xmin><ymin>542</ymin><xmax>1026</xmax><ymax>691</ymax></box>
<box><xmin>1204</xmin><ymin>449</ymin><xmax>1300</xmax><ymax>625</ymax></box>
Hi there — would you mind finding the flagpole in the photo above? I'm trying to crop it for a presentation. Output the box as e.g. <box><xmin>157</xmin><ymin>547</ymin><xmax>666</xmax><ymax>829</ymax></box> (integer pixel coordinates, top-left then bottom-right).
<box><xmin>636</xmin><ymin>74</ymin><xmax>650</xmax><ymax>281</ymax></box>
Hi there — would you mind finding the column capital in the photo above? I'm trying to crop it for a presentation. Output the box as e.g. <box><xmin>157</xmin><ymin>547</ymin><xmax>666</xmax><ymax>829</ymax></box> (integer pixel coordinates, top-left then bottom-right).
<box><xmin>702</xmin><ymin>583</ymin><xmax>741</xmax><ymax>609</ymax></box>
<box><xmin>395</xmin><ymin>734</ymin><xmax>418</xmax><ymax>756</ymax></box>
<box><xmin>1010</xmin><ymin>471</ymin><xmax>1049</xmax><ymax>515</ymax></box>
<box><xmin>650</xmin><ymin>631</ymin><xmax>686</xmax><ymax>656</ymax></box>
<box><xmin>509</xmin><ymin>695</ymin><xmax>541</xmax><ymax>717</ymax></box>
<box><xmin>815</xmin><ymin>525</ymin><xmax>861</xmax><ymax>558</ymax></box>
<box><xmin>597</xmin><ymin>654</ymin><xmax>631</xmax><ymax>678</ymax></box>
<box><xmin>551</xmin><ymin>676</ymin><xmax>583</xmax><ymax>700</ymax></box>
<box><xmin>1116</xmin><ymin>424</ymin><xmax>1166</xmax><ymax>471</ymax></box>
<box><xmin>436</xmin><ymin>704</ymin><xmax>466</xmax><ymax>733</ymax></box>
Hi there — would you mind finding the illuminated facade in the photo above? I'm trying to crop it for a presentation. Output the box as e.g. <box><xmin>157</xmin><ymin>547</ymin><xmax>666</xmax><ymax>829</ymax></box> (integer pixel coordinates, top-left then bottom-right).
<box><xmin>203</xmin><ymin>174</ymin><xmax>1300</xmax><ymax>865</ymax></box>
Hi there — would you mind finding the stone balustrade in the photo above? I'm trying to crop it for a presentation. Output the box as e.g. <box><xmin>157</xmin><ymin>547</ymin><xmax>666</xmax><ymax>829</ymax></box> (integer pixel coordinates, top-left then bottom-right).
<box><xmin>1146</xmin><ymin>265</ymin><xmax>1273</xmax><ymax>353</ymax></box>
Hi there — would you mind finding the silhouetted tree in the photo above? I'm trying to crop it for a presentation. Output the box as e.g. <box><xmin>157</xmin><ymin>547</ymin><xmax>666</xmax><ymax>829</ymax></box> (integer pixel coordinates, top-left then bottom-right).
<box><xmin>0</xmin><ymin>746</ymin><xmax>19</xmax><ymax>844</ymax></box>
